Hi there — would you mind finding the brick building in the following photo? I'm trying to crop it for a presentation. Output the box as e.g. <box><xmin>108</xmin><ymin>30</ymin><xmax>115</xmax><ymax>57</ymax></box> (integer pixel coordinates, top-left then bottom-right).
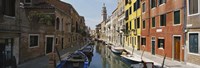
<box><xmin>0</xmin><ymin>0</ymin><xmax>88</xmax><ymax>66</ymax></box>
<box><xmin>141</xmin><ymin>0</ymin><xmax>185</xmax><ymax>61</ymax></box>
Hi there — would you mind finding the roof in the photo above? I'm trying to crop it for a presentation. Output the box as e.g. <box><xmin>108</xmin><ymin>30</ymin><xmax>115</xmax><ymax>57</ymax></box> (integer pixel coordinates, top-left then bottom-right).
<box><xmin>47</xmin><ymin>0</ymin><xmax>79</xmax><ymax>16</ymax></box>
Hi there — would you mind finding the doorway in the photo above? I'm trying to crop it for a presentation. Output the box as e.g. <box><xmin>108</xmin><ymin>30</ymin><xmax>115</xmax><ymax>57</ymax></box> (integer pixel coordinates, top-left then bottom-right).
<box><xmin>45</xmin><ymin>36</ymin><xmax>54</xmax><ymax>54</ymax></box>
<box><xmin>151</xmin><ymin>37</ymin><xmax>155</xmax><ymax>55</ymax></box>
<box><xmin>173</xmin><ymin>36</ymin><xmax>181</xmax><ymax>61</ymax></box>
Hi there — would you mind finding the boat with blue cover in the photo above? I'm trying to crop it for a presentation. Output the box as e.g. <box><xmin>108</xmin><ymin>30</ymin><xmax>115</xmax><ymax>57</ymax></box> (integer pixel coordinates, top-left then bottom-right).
<box><xmin>56</xmin><ymin>51</ymin><xmax>89</xmax><ymax>68</ymax></box>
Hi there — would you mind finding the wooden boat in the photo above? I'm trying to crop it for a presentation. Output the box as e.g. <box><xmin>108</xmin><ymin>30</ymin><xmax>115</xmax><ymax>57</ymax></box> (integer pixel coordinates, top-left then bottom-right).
<box><xmin>80</xmin><ymin>45</ymin><xmax>94</xmax><ymax>57</ymax></box>
<box><xmin>111</xmin><ymin>46</ymin><xmax>124</xmax><ymax>54</ymax></box>
<box><xmin>56</xmin><ymin>51</ymin><xmax>89</xmax><ymax>68</ymax></box>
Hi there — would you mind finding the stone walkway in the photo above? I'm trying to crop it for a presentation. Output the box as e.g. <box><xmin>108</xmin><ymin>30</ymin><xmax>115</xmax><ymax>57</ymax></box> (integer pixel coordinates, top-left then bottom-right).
<box><xmin>17</xmin><ymin>45</ymin><xmax>83</xmax><ymax>68</ymax></box>
<box><xmin>133</xmin><ymin>50</ymin><xmax>200</xmax><ymax>68</ymax></box>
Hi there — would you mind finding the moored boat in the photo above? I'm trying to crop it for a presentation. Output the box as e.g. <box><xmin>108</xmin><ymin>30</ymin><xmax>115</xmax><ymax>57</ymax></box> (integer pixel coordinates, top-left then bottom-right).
<box><xmin>56</xmin><ymin>51</ymin><xmax>89</xmax><ymax>68</ymax></box>
<box><xmin>80</xmin><ymin>45</ymin><xmax>94</xmax><ymax>58</ymax></box>
<box><xmin>111</xmin><ymin>46</ymin><xmax>124</xmax><ymax>54</ymax></box>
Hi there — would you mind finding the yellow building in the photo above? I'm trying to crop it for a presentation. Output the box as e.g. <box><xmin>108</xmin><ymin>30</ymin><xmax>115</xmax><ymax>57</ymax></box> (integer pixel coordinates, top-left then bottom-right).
<box><xmin>124</xmin><ymin>0</ymin><xmax>141</xmax><ymax>51</ymax></box>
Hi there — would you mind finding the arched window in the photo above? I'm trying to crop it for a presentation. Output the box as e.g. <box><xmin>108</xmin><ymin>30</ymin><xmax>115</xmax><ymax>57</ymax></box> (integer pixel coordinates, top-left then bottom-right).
<box><xmin>56</xmin><ymin>18</ymin><xmax>60</xmax><ymax>30</ymax></box>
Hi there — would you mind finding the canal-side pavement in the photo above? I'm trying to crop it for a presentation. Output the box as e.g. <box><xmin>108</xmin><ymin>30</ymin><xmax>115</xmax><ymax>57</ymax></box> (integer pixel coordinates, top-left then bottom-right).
<box><xmin>132</xmin><ymin>50</ymin><xmax>200</xmax><ymax>68</ymax></box>
<box><xmin>17</xmin><ymin>45</ymin><xmax>83</xmax><ymax>68</ymax></box>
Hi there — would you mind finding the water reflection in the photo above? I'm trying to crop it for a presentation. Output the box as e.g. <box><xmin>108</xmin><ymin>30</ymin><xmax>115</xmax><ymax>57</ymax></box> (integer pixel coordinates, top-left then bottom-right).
<box><xmin>89</xmin><ymin>42</ymin><xmax>131</xmax><ymax>68</ymax></box>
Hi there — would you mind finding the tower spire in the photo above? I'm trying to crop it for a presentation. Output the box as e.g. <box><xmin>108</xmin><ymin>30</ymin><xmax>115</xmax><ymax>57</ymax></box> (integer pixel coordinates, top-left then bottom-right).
<box><xmin>102</xmin><ymin>3</ymin><xmax>107</xmax><ymax>21</ymax></box>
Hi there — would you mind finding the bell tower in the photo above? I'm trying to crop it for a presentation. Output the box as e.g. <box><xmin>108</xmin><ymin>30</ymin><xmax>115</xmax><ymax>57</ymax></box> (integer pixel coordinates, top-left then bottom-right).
<box><xmin>102</xmin><ymin>3</ymin><xmax>107</xmax><ymax>21</ymax></box>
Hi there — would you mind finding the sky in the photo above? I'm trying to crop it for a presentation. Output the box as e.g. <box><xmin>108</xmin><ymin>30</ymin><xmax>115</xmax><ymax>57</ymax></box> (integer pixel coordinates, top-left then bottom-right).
<box><xmin>61</xmin><ymin>0</ymin><xmax>118</xmax><ymax>30</ymax></box>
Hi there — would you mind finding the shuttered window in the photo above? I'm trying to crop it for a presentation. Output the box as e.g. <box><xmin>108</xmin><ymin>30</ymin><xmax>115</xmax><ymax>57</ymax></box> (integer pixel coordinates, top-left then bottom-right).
<box><xmin>160</xmin><ymin>14</ymin><xmax>166</xmax><ymax>26</ymax></box>
<box><xmin>143</xmin><ymin>20</ymin><xmax>146</xmax><ymax>29</ymax></box>
<box><xmin>152</xmin><ymin>17</ymin><xmax>156</xmax><ymax>27</ymax></box>
<box><xmin>142</xmin><ymin>3</ymin><xmax>146</xmax><ymax>12</ymax></box>
<box><xmin>189</xmin><ymin>33</ymin><xmax>199</xmax><ymax>53</ymax></box>
<box><xmin>189</xmin><ymin>0</ymin><xmax>198</xmax><ymax>15</ymax></box>
<box><xmin>174</xmin><ymin>10</ymin><xmax>180</xmax><ymax>24</ymax></box>
<box><xmin>151</xmin><ymin>0</ymin><xmax>156</xmax><ymax>8</ymax></box>
<box><xmin>137</xmin><ymin>18</ymin><xmax>140</xmax><ymax>28</ymax></box>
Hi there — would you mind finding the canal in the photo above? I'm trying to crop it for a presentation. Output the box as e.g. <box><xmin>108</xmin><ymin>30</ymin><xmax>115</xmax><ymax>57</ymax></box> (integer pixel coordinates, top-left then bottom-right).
<box><xmin>88</xmin><ymin>41</ymin><xmax>133</xmax><ymax>68</ymax></box>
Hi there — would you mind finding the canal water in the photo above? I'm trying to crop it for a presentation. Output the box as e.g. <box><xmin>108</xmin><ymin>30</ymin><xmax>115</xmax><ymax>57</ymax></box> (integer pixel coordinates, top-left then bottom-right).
<box><xmin>88</xmin><ymin>42</ymin><xmax>133</xmax><ymax>68</ymax></box>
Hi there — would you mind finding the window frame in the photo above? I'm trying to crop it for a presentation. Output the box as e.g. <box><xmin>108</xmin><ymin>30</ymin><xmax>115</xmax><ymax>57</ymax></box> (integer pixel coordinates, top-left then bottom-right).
<box><xmin>158</xmin><ymin>0</ymin><xmax>166</xmax><ymax>6</ymax></box>
<box><xmin>151</xmin><ymin>0</ymin><xmax>157</xmax><ymax>9</ymax></box>
<box><xmin>173</xmin><ymin>10</ymin><xmax>181</xmax><ymax>25</ymax></box>
<box><xmin>142</xmin><ymin>2</ymin><xmax>146</xmax><ymax>13</ymax></box>
<box><xmin>24</xmin><ymin>0</ymin><xmax>32</xmax><ymax>4</ymax></box>
<box><xmin>187</xmin><ymin>0</ymin><xmax>200</xmax><ymax>16</ymax></box>
<box><xmin>141</xmin><ymin>37</ymin><xmax>146</xmax><ymax>45</ymax></box>
<box><xmin>158</xmin><ymin>38</ymin><xmax>165</xmax><ymax>49</ymax></box>
<box><xmin>137</xmin><ymin>17</ymin><xmax>140</xmax><ymax>29</ymax></box>
<box><xmin>129</xmin><ymin>6</ymin><xmax>132</xmax><ymax>14</ymax></box>
<box><xmin>152</xmin><ymin>17</ymin><xmax>156</xmax><ymax>28</ymax></box>
<box><xmin>29</xmin><ymin>34</ymin><xmax>39</xmax><ymax>48</ymax></box>
<box><xmin>160</xmin><ymin>14</ymin><xmax>166</xmax><ymax>27</ymax></box>
<box><xmin>142</xmin><ymin>20</ymin><xmax>146</xmax><ymax>29</ymax></box>
<box><xmin>188</xmin><ymin>32</ymin><xmax>200</xmax><ymax>55</ymax></box>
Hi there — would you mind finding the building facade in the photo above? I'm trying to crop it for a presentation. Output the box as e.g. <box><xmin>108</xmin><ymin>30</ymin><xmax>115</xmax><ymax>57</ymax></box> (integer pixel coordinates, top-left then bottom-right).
<box><xmin>141</xmin><ymin>0</ymin><xmax>185</xmax><ymax>61</ymax></box>
<box><xmin>186</xmin><ymin>0</ymin><xmax>200</xmax><ymax>65</ymax></box>
<box><xmin>124</xmin><ymin>0</ymin><xmax>142</xmax><ymax>51</ymax></box>
<box><xmin>0</xmin><ymin>0</ymin><xmax>88</xmax><ymax>66</ymax></box>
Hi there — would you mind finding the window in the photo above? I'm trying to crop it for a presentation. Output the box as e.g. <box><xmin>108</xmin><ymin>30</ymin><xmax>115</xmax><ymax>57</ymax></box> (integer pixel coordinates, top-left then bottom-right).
<box><xmin>137</xmin><ymin>18</ymin><xmax>140</xmax><ymax>28</ymax></box>
<box><xmin>130</xmin><ymin>21</ymin><xmax>132</xmax><ymax>30</ymax></box>
<box><xmin>189</xmin><ymin>0</ymin><xmax>198</xmax><ymax>15</ymax></box>
<box><xmin>3</xmin><ymin>0</ymin><xmax>15</xmax><ymax>16</ymax></box>
<box><xmin>125</xmin><ymin>10</ymin><xmax>128</xmax><ymax>20</ymax></box>
<box><xmin>129</xmin><ymin>7</ymin><xmax>132</xmax><ymax>14</ymax></box>
<box><xmin>134</xmin><ymin>0</ymin><xmax>140</xmax><ymax>11</ymax></box>
<box><xmin>174</xmin><ymin>10</ymin><xmax>180</xmax><ymax>25</ymax></box>
<box><xmin>160</xmin><ymin>14</ymin><xmax>166</xmax><ymax>26</ymax></box>
<box><xmin>25</xmin><ymin>0</ymin><xmax>31</xmax><ymax>4</ymax></box>
<box><xmin>56</xmin><ymin>38</ymin><xmax>58</xmax><ymax>44</ymax></box>
<box><xmin>137</xmin><ymin>0</ymin><xmax>140</xmax><ymax>8</ymax></box>
<box><xmin>158</xmin><ymin>39</ymin><xmax>165</xmax><ymax>48</ymax></box>
<box><xmin>126</xmin><ymin>23</ymin><xmax>128</xmax><ymax>30</ymax></box>
<box><xmin>141</xmin><ymin>37</ymin><xmax>146</xmax><ymax>45</ymax></box>
<box><xmin>134</xmin><ymin>3</ymin><xmax>137</xmax><ymax>11</ymax></box>
<box><xmin>158</xmin><ymin>0</ymin><xmax>166</xmax><ymax>5</ymax></box>
<box><xmin>143</xmin><ymin>20</ymin><xmax>146</xmax><ymax>29</ymax></box>
<box><xmin>56</xmin><ymin>18</ymin><xmax>60</xmax><ymax>30</ymax></box>
<box><xmin>151</xmin><ymin>0</ymin><xmax>156</xmax><ymax>8</ymax></box>
<box><xmin>189</xmin><ymin>33</ymin><xmax>199</xmax><ymax>53</ymax></box>
<box><xmin>29</xmin><ymin>34</ymin><xmax>39</xmax><ymax>47</ymax></box>
<box><xmin>152</xmin><ymin>17</ymin><xmax>156</xmax><ymax>27</ymax></box>
<box><xmin>134</xmin><ymin>19</ymin><xmax>137</xmax><ymax>29</ymax></box>
<box><xmin>125</xmin><ymin>0</ymin><xmax>128</xmax><ymax>5</ymax></box>
<box><xmin>142</xmin><ymin>3</ymin><xmax>146</xmax><ymax>12</ymax></box>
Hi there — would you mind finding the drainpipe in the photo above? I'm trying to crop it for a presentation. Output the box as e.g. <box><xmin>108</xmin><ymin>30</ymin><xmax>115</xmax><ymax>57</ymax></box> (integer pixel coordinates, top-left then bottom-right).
<box><xmin>183</xmin><ymin>0</ymin><xmax>187</xmax><ymax>64</ymax></box>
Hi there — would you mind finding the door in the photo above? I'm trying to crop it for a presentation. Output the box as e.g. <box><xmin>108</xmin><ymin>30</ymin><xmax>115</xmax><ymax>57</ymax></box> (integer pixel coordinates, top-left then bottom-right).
<box><xmin>151</xmin><ymin>37</ymin><xmax>155</xmax><ymax>55</ymax></box>
<box><xmin>174</xmin><ymin>37</ymin><xmax>181</xmax><ymax>61</ymax></box>
<box><xmin>46</xmin><ymin>37</ymin><xmax>53</xmax><ymax>54</ymax></box>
